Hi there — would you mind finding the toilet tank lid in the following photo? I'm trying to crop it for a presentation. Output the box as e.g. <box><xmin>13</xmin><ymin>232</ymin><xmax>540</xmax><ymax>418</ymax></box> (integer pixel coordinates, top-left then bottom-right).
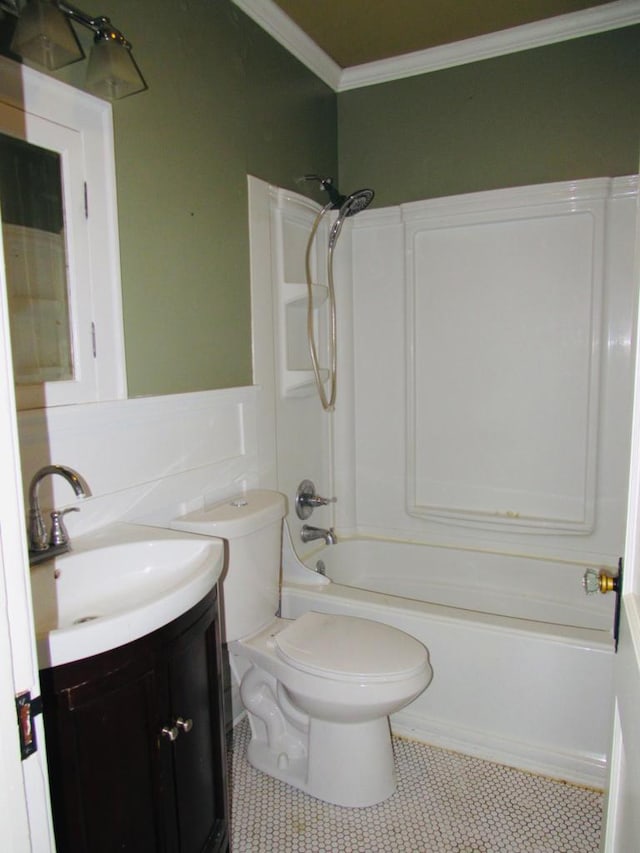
<box><xmin>170</xmin><ymin>489</ymin><xmax>287</xmax><ymax>538</ymax></box>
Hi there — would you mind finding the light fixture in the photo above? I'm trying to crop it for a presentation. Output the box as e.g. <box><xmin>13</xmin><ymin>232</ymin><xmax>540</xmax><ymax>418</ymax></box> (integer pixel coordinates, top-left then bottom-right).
<box><xmin>83</xmin><ymin>24</ymin><xmax>145</xmax><ymax>99</ymax></box>
<box><xmin>10</xmin><ymin>0</ymin><xmax>83</xmax><ymax>69</ymax></box>
<box><xmin>8</xmin><ymin>0</ymin><xmax>146</xmax><ymax>99</ymax></box>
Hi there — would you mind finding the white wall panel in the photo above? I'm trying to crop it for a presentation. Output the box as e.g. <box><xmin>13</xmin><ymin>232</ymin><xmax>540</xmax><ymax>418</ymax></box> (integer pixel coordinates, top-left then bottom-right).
<box><xmin>348</xmin><ymin>177</ymin><xmax>637</xmax><ymax>563</ymax></box>
<box><xmin>405</xmin><ymin>187</ymin><xmax>604</xmax><ymax>533</ymax></box>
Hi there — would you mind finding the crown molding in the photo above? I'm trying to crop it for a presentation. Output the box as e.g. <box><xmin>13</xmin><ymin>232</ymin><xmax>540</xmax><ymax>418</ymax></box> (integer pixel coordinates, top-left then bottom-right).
<box><xmin>340</xmin><ymin>0</ymin><xmax>640</xmax><ymax>90</ymax></box>
<box><xmin>231</xmin><ymin>0</ymin><xmax>342</xmax><ymax>90</ymax></box>
<box><xmin>232</xmin><ymin>0</ymin><xmax>640</xmax><ymax>93</ymax></box>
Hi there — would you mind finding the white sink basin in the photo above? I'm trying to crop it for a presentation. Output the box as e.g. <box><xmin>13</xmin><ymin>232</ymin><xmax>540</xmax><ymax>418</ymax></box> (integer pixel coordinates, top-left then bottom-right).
<box><xmin>30</xmin><ymin>523</ymin><xmax>224</xmax><ymax>668</ymax></box>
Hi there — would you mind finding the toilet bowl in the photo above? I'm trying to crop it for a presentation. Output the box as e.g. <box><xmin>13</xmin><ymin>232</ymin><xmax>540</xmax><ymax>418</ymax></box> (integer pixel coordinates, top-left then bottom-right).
<box><xmin>171</xmin><ymin>490</ymin><xmax>432</xmax><ymax>807</ymax></box>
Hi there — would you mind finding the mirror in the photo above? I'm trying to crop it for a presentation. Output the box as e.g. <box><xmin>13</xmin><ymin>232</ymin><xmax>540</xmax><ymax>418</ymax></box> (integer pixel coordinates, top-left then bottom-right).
<box><xmin>0</xmin><ymin>57</ymin><xmax>127</xmax><ymax>409</ymax></box>
<box><xmin>0</xmin><ymin>132</ymin><xmax>73</xmax><ymax>386</ymax></box>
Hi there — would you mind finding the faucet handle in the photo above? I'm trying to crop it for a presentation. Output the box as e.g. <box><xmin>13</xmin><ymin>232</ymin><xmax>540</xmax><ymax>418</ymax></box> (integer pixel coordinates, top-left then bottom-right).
<box><xmin>49</xmin><ymin>507</ymin><xmax>79</xmax><ymax>547</ymax></box>
<box><xmin>295</xmin><ymin>479</ymin><xmax>337</xmax><ymax>519</ymax></box>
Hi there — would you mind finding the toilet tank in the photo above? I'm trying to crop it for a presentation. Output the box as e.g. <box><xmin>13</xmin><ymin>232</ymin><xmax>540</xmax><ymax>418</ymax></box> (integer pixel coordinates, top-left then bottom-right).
<box><xmin>170</xmin><ymin>490</ymin><xmax>287</xmax><ymax>641</ymax></box>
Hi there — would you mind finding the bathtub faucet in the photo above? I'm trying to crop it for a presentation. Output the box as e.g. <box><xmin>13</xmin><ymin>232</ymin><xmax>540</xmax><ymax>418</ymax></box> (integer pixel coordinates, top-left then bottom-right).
<box><xmin>300</xmin><ymin>525</ymin><xmax>337</xmax><ymax>546</ymax></box>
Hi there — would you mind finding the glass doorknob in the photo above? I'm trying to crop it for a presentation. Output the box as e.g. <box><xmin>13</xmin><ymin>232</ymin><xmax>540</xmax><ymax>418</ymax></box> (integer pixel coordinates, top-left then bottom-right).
<box><xmin>582</xmin><ymin>568</ymin><xmax>618</xmax><ymax>594</ymax></box>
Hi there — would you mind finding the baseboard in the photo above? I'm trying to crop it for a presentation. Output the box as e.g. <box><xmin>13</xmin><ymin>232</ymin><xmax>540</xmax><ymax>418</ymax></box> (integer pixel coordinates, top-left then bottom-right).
<box><xmin>391</xmin><ymin>708</ymin><xmax>607</xmax><ymax>790</ymax></box>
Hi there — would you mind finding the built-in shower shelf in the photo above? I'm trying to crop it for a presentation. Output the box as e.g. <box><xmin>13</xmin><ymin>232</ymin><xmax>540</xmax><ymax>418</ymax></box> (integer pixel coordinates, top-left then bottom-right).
<box><xmin>270</xmin><ymin>188</ymin><xmax>330</xmax><ymax>399</ymax></box>
<box><xmin>282</xmin><ymin>282</ymin><xmax>328</xmax><ymax>308</ymax></box>
<box><xmin>279</xmin><ymin>282</ymin><xmax>329</xmax><ymax>397</ymax></box>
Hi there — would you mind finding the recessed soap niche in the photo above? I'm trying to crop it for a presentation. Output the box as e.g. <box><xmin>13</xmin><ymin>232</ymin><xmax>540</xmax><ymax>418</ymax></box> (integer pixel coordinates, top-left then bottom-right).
<box><xmin>270</xmin><ymin>187</ymin><xmax>329</xmax><ymax>397</ymax></box>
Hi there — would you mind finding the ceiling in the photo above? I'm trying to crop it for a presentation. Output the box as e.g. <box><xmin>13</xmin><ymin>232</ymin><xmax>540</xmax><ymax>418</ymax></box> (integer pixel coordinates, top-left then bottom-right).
<box><xmin>270</xmin><ymin>0</ymin><xmax>616</xmax><ymax>67</ymax></box>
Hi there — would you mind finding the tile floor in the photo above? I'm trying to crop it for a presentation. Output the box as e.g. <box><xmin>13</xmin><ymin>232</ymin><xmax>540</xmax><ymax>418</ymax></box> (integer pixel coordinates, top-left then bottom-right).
<box><xmin>228</xmin><ymin>718</ymin><xmax>603</xmax><ymax>853</ymax></box>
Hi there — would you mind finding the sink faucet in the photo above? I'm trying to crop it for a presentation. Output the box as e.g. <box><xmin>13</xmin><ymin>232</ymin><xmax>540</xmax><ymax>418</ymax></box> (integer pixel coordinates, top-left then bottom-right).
<box><xmin>28</xmin><ymin>465</ymin><xmax>90</xmax><ymax>554</ymax></box>
<box><xmin>300</xmin><ymin>525</ymin><xmax>337</xmax><ymax>546</ymax></box>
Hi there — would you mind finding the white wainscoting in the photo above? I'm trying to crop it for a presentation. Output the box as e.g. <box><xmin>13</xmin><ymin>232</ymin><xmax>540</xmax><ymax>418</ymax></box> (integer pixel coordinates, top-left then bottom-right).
<box><xmin>17</xmin><ymin>386</ymin><xmax>262</xmax><ymax>540</ymax></box>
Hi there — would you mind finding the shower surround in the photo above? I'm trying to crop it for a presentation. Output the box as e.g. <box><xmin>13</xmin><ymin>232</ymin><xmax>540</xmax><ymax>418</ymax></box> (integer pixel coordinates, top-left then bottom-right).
<box><xmin>248</xmin><ymin>173</ymin><xmax>638</xmax><ymax>785</ymax></box>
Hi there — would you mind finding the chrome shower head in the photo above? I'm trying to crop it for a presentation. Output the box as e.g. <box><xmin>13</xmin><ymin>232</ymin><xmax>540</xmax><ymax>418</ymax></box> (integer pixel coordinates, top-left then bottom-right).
<box><xmin>329</xmin><ymin>187</ymin><xmax>375</xmax><ymax>249</ymax></box>
<box><xmin>340</xmin><ymin>188</ymin><xmax>375</xmax><ymax>217</ymax></box>
<box><xmin>302</xmin><ymin>176</ymin><xmax>374</xmax><ymax>218</ymax></box>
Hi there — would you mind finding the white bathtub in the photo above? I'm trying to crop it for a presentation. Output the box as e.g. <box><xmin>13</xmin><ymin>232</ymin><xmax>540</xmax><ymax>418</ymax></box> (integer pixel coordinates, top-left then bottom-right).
<box><xmin>281</xmin><ymin>534</ymin><xmax>616</xmax><ymax>788</ymax></box>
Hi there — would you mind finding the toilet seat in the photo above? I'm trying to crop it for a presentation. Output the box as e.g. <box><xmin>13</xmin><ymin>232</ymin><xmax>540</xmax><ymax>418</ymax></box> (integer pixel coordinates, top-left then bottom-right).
<box><xmin>274</xmin><ymin>611</ymin><xmax>428</xmax><ymax>683</ymax></box>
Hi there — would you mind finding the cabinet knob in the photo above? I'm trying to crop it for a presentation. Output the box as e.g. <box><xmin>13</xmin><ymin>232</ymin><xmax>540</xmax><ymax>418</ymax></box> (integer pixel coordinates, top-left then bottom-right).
<box><xmin>176</xmin><ymin>716</ymin><xmax>193</xmax><ymax>733</ymax></box>
<box><xmin>161</xmin><ymin>725</ymin><xmax>179</xmax><ymax>741</ymax></box>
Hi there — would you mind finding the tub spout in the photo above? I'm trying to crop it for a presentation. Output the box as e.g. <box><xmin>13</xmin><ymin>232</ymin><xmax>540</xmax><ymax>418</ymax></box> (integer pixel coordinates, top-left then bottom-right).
<box><xmin>300</xmin><ymin>525</ymin><xmax>337</xmax><ymax>546</ymax></box>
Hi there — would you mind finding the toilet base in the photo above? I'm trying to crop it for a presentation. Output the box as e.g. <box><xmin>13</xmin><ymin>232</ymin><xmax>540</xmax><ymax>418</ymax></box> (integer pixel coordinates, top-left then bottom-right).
<box><xmin>246</xmin><ymin>715</ymin><xmax>396</xmax><ymax>808</ymax></box>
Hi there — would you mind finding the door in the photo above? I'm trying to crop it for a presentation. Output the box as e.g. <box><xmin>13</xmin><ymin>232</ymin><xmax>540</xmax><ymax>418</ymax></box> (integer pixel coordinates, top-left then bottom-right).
<box><xmin>167</xmin><ymin>593</ymin><xmax>229</xmax><ymax>853</ymax></box>
<box><xmin>40</xmin><ymin>647</ymin><xmax>164</xmax><ymax>853</ymax></box>
<box><xmin>601</xmin><ymin>189</ymin><xmax>640</xmax><ymax>849</ymax></box>
<box><xmin>0</xmin><ymin>173</ymin><xmax>55</xmax><ymax>848</ymax></box>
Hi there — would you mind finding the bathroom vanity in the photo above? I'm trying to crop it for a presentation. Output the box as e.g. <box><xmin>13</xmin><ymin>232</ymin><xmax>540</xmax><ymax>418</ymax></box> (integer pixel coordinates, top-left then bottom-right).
<box><xmin>39</xmin><ymin>587</ymin><xmax>229</xmax><ymax>852</ymax></box>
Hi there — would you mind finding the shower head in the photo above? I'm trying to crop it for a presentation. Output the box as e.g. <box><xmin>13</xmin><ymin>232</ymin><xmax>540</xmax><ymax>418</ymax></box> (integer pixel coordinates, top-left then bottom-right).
<box><xmin>302</xmin><ymin>176</ymin><xmax>374</xmax><ymax>217</ymax></box>
<box><xmin>340</xmin><ymin>188</ymin><xmax>375</xmax><ymax>217</ymax></box>
<box><xmin>328</xmin><ymin>188</ymin><xmax>375</xmax><ymax>249</ymax></box>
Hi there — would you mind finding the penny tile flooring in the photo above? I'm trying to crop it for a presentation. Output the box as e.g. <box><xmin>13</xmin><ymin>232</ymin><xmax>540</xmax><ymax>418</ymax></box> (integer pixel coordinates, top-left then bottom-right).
<box><xmin>228</xmin><ymin>718</ymin><xmax>603</xmax><ymax>852</ymax></box>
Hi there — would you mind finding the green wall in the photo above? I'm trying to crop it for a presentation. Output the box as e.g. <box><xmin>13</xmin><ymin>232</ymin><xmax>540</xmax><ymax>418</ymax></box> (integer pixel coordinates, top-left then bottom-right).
<box><xmin>45</xmin><ymin>0</ymin><xmax>337</xmax><ymax>396</ymax></box>
<box><xmin>338</xmin><ymin>26</ymin><xmax>640</xmax><ymax>207</ymax></box>
<box><xmin>115</xmin><ymin>0</ymin><xmax>337</xmax><ymax>396</ymax></box>
<box><xmin>4</xmin><ymin>9</ymin><xmax>639</xmax><ymax>396</ymax></box>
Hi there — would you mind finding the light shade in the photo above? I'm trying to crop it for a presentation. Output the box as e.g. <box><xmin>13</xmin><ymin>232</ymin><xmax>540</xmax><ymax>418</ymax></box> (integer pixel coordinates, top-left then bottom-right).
<box><xmin>84</xmin><ymin>36</ymin><xmax>146</xmax><ymax>100</ymax></box>
<box><xmin>10</xmin><ymin>0</ymin><xmax>83</xmax><ymax>70</ymax></box>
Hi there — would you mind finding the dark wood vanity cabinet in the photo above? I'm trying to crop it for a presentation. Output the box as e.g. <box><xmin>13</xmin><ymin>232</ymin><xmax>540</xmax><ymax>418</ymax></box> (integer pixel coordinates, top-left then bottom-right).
<box><xmin>39</xmin><ymin>587</ymin><xmax>230</xmax><ymax>853</ymax></box>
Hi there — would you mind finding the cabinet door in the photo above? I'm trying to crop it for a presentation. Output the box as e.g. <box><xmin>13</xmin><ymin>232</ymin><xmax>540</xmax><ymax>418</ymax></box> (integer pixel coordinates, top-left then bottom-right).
<box><xmin>167</xmin><ymin>599</ymin><xmax>229</xmax><ymax>852</ymax></box>
<box><xmin>42</xmin><ymin>652</ymin><xmax>165</xmax><ymax>853</ymax></box>
<box><xmin>41</xmin><ymin>590</ymin><xmax>229</xmax><ymax>853</ymax></box>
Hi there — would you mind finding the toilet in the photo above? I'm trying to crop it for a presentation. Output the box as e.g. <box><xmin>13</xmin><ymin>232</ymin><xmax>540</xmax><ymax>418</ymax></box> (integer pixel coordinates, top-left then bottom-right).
<box><xmin>171</xmin><ymin>489</ymin><xmax>432</xmax><ymax>807</ymax></box>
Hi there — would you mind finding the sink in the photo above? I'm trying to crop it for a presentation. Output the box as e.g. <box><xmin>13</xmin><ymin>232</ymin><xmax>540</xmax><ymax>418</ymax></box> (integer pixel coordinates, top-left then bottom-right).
<box><xmin>30</xmin><ymin>523</ymin><xmax>224</xmax><ymax>668</ymax></box>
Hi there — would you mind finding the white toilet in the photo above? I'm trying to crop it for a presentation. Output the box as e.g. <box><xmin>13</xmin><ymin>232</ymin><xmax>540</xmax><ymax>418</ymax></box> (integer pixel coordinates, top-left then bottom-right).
<box><xmin>171</xmin><ymin>489</ymin><xmax>432</xmax><ymax>808</ymax></box>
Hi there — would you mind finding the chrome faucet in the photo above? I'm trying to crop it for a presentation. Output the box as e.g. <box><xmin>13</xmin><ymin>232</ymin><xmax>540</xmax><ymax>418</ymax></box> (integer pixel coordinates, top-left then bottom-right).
<box><xmin>295</xmin><ymin>479</ymin><xmax>337</xmax><ymax>520</ymax></box>
<box><xmin>28</xmin><ymin>465</ymin><xmax>90</xmax><ymax>555</ymax></box>
<box><xmin>300</xmin><ymin>525</ymin><xmax>337</xmax><ymax>546</ymax></box>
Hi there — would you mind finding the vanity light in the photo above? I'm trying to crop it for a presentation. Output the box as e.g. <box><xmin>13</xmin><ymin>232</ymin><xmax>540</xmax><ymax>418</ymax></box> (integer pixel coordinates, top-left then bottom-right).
<box><xmin>9</xmin><ymin>0</ymin><xmax>146</xmax><ymax>99</ymax></box>
<box><xmin>9</xmin><ymin>0</ymin><xmax>83</xmax><ymax>69</ymax></box>
<box><xmin>83</xmin><ymin>20</ymin><xmax>146</xmax><ymax>99</ymax></box>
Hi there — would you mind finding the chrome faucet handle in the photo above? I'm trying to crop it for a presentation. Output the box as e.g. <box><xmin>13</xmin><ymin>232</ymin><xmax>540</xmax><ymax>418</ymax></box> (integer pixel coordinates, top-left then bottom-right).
<box><xmin>49</xmin><ymin>507</ymin><xmax>80</xmax><ymax>547</ymax></box>
<box><xmin>295</xmin><ymin>479</ymin><xmax>337</xmax><ymax>520</ymax></box>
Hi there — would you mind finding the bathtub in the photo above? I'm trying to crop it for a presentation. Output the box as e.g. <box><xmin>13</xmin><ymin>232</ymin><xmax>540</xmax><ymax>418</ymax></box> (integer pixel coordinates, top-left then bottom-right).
<box><xmin>281</xmin><ymin>532</ymin><xmax>616</xmax><ymax>788</ymax></box>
